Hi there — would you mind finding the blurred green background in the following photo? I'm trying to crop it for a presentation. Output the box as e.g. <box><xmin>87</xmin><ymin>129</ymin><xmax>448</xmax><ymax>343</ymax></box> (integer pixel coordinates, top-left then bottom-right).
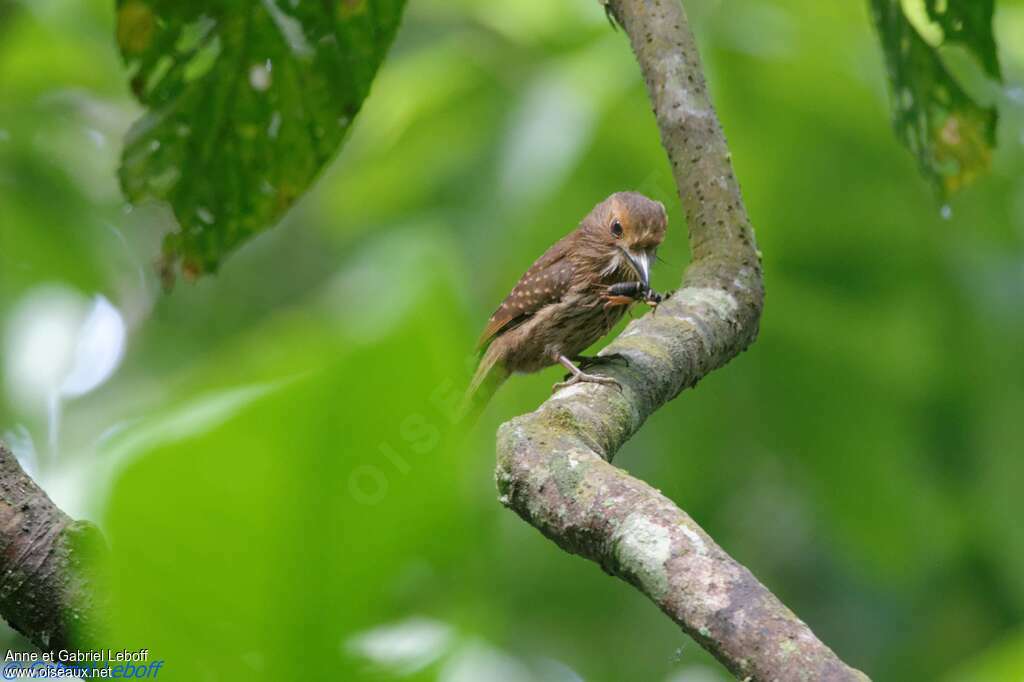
<box><xmin>2</xmin><ymin>0</ymin><xmax>1023</xmax><ymax>680</ymax></box>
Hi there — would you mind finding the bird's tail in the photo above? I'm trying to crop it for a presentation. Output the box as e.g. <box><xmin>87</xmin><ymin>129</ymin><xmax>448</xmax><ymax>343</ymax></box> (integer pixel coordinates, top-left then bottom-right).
<box><xmin>458</xmin><ymin>345</ymin><xmax>511</xmax><ymax>426</ymax></box>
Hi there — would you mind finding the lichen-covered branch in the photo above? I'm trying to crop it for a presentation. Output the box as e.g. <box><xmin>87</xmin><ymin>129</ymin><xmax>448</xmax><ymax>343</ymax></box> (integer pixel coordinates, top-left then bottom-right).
<box><xmin>495</xmin><ymin>1</ymin><xmax>868</xmax><ymax>679</ymax></box>
<box><xmin>0</xmin><ymin>442</ymin><xmax>106</xmax><ymax>652</ymax></box>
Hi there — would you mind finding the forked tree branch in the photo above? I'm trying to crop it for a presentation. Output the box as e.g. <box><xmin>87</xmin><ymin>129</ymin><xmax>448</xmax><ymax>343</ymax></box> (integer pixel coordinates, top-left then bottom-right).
<box><xmin>0</xmin><ymin>442</ymin><xmax>106</xmax><ymax>652</ymax></box>
<box><xmin>495</xmin><ymin>1</ymin><xmax>869</xmax><ymax>679</ymax></box>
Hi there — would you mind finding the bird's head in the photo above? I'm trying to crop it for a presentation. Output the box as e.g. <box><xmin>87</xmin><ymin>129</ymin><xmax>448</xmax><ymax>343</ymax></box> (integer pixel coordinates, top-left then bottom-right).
<box><xmin>581</xmin><ymin>191</ymin><xmax>667</xmax><ymax>287</ymax></box>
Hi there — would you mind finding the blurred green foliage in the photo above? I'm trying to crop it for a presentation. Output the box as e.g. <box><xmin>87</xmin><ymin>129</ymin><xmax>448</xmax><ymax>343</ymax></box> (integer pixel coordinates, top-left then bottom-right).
<box><xmin>870</xmin><ymin>0</ymin><xmax>1001</xmax><ymax>197</ymax></box>
<box><xmin>116</xmin><ymin>0</ymin><xmax>406</xmax><ymax>278</ymax></box>
<box><xmin>1</xmin><ymin>0</ymin><xmax>1023</xmax><ymax>681</ymax></box>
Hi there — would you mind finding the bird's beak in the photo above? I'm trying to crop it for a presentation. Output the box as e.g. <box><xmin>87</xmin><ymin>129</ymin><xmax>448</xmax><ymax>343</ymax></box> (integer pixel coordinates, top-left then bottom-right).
<box><xmin>623</xmin><ymin>248</ymin><xmax>651</xmax><ymax>287</ymax></box>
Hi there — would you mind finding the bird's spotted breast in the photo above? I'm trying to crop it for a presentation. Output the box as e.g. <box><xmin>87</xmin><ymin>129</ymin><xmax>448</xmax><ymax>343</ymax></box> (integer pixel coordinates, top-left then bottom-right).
<box><xmin>478</xmin><ymin>253</ymin><xmax>574</xmax><ymax>349</ymax></box>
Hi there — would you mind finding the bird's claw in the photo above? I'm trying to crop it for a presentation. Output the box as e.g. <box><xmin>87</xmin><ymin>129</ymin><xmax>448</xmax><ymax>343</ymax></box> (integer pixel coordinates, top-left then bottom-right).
<box><xmin>552</xmin><ymin>371</ymin><xmax>623</xmax><ymax>393</ymax></box>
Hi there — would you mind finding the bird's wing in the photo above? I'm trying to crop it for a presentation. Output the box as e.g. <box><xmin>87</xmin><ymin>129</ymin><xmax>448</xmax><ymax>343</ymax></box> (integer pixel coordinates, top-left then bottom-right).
<box><xmin>476</xmin><ymin>237</ymin><xmax>575</xmax><ymax>351</ymax></box>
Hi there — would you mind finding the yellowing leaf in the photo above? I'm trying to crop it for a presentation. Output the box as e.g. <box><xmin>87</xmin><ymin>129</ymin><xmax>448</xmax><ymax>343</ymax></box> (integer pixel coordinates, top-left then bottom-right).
<box><xmin>115</xmin><ymin>1</ymin><xmax>155</xmax><ymax>56</ymax></box>
<box><xmin>870</xmin><ymin>0</ymin><xmax>1001</xmax><ymax>197</ymax></box>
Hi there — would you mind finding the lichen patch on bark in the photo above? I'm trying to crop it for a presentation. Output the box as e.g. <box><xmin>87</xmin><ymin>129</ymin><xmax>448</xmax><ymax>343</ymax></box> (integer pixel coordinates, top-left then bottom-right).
<box><xmin>613</xmin><ymin>514</ymin><xmax>672</xmax><ymax>600</ymax></box>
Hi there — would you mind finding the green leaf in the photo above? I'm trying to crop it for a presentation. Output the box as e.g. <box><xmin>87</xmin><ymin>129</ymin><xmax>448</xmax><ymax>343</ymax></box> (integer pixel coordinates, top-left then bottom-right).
<box><xmin>115</xmin><ymin>0</ymin><xmax>406</xmax><ymax>281</ymax></box>
<box><xmin>869</xmin><ymin>0</ymin><xmax>1001</xmax><ymax>197</ymax></box>
<box><xmin>920</xmin><ymin>0</ymin><xmax>1000</xmax><ymax>81</ymax></box>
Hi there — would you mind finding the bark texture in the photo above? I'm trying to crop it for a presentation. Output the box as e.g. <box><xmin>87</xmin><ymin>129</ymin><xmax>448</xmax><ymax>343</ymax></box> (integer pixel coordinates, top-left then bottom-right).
<box><xmin>0</xmin><ymin>442</ymin><xmax>106</xmax><ymax>652</ymax></box>
<box><xmin>496</xmin><ymin>1</ymin><xmax>869</xmax><ymax>679</ymax></box>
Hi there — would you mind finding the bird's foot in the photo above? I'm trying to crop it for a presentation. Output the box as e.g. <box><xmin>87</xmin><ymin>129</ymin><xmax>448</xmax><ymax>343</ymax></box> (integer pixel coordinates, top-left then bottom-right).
<box><xmin>552</xmin><ymin>371</ymin><xmax>622</xmax><ymax>394</ymax></box>
<box><xmin>574</xmin><ymin>353</ymin><xmax>630</xmax><ymax>370</ymax></box>
<box><xmin>553</xmin><ymin>353</ymin><xmax>623</xmax><ymax>393</ymax></box>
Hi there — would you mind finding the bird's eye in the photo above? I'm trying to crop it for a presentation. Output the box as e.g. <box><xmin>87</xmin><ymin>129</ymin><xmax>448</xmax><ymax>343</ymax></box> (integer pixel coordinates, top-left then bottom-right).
<box><xmin>611</xmin><ymin>220</ymin><xmax>623</xmax><ymax>238</ymax></box>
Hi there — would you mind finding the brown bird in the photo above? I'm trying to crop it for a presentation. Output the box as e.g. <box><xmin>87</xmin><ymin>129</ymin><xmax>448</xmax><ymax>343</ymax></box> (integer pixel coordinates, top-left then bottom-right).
<box><xmin>462</xmin><ymin>191</ymin><xmax>667</xmax><ymax>419</ymax></box>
